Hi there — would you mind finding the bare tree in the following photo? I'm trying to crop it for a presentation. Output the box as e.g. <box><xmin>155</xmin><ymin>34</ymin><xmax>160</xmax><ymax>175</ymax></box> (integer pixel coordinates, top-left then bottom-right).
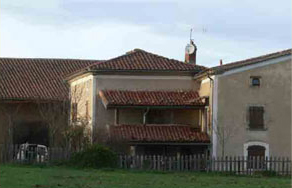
<box><xmin>213</xmin><ymin>118</ymin><xmax>240</xmax><ymax>157</ymax></box>
<box><xmin>213</xmin><ymin>113</ymin><xmax>273</xmax><ymax>157</ymax></box>
<box><xmin>37</xmin><ymin>81</ymin><xmax>90</xmax><ymax>147</ymax></box>
<box><xmin>37</xmin><ymin>100</ymin><xmax>68</xmax><ymax>147</ymax></box>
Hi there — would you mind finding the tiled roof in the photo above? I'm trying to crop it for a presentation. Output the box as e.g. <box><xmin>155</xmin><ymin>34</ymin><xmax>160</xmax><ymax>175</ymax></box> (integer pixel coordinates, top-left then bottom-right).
<box><xmin>99</xmin><ymin>90</ymin><xmax>205</xmax><ymax>108</ymax></box>
<box><xmin>197</xmin><ymin>49</ymin><xmax>291</xmax><ymax>77</ymax></box>
<box><xmin>87</xmin><ymin>49</ymin><xmax>206</xmax><ymax>73</ymax></box>
<box><xmin>0</xmin><ymin>58</ymin><xmax>99</xmax><ymax>101</ymax></box>
<box><xmin>109</xmin><ymin>124</ymin><xmax>210</xmax><ymax>143</ymax></box>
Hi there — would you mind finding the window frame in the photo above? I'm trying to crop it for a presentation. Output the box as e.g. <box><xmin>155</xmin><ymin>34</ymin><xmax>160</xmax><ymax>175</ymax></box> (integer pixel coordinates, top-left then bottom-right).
<box><xmin>248</xmin><ymin>106</ymin><xmax>265</xmax><ymax>130</ymax></box>
<box><xmin>243</xmin><ymin>141</ymin><xmax>270</xmax><ymax>170</ymax></box>
<box><xmin>250</xmin><ymin>76</ymin><xmax>261</xmax><ymax>87</ymax></box>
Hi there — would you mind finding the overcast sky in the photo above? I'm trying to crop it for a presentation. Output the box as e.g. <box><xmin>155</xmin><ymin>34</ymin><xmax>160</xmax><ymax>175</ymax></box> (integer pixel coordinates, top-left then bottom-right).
<box><xmin>0</xmin><ymin>0</ymin><xmax>291</xmax><ymax>67</ymax></box>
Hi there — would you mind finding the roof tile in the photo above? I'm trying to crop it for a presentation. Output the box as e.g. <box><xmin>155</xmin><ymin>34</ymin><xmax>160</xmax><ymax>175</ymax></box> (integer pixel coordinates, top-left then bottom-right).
<box><xmin>199</xmin><ymin>49</ymin><xmax>291</xmax><ymax>76</ymax></box>
<box><xmin>88</xmin><ymin>49</ymin><xmax>205</xmax><ymax>72</ymax></box>
<box><xmin>110</xmin><ymin>124</ymin><xmax>210</xmax><ymax>143</ymax></box>
<box><xmin>0</xmin><ymin>58</ymin><xmax>99</xmax><ymax>101</ymax></box>
<box><xmin>99</xmin><ymin>90</ymin><xmax>205</xmax><ymax>107</ymax></box>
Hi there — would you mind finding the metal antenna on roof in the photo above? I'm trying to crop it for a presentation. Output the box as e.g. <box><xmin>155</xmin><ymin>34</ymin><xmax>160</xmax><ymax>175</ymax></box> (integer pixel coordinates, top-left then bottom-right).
<box><xmin>190</xmin><ymin>26</ymin><xmax>208</xmax><ymax>40</ymax></box>
<box><xmin>190</xmin><ymin>28</ymin><xmax>193</xmax><ymax>42</ymax></box>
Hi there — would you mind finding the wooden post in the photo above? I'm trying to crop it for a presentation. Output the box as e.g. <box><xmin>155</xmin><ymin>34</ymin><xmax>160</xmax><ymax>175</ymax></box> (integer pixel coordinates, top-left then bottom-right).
<box><xmin>270</xmin><ymin>156</ymin><xmax>274</xmax><ymax>172</ymax></box>
<box><xmin>224</xmin><ymin>156</ymin><xmax>228</xmax><ymax>172</ymax></box>
<box><xmin>119</xmin><ymin>155</ymin><xmax>122</xmax><ymax>168</ymax></box>
<box><xmin>177</xmin><ymin>152</ymin><xmax>181</xmax><ymax>171</ymax></box>
<box><xmin>140</xmin><ymin>155</ymin><xmax>144</xmax><ymax>170</ymax></box>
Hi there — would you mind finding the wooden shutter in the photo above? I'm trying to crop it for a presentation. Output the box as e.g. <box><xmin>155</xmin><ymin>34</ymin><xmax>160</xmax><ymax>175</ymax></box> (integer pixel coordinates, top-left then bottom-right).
<box><xmin>249</xmin><ymin>106</ymin><xmax>264</xmax><ymax>129</ymax></box>
<box><xmin>72</xmin><ymin>103</ymin><xmax>78</xmax><ymax>122</ymax></box>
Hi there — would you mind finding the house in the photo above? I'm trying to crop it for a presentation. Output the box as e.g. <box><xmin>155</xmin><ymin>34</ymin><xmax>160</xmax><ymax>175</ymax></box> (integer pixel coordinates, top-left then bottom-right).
<box><xmin>0</xmin><ymin>44</ymin><xmax>290</xmax><ymax>159</ymax></box>
<box><xmin>66</xmin><ymin>48</ymin><xmax>211</xmax><ymax>156</ymax></box>
<box><xmin>67</xmin><ymin>46</ymin><xmax>291</xmax><ymax>158</ymax></box>
<box><xmin>195</xmin><ymin>49</ymin><xmax>291</xmax><ymax>158</ymax></box>
<box><xmin>0</xmin><ymin>58</ymin><xmax>98</xmax><ymax>155</ymax></box>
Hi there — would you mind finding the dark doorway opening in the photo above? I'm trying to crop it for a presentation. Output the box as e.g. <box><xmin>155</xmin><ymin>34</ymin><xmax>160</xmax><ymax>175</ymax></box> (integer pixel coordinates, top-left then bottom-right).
<box><xmin>13</xmin><ymin>121</ymin><xmax>49</xmax><ymax>146</ymax></box>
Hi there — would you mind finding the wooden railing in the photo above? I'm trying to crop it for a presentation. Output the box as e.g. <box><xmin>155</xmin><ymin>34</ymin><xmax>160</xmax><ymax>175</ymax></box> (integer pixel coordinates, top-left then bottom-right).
<box><xmin>118</xmin><ymin>155</ymin><xmax>291</xmax><ymax>175</ymax></box>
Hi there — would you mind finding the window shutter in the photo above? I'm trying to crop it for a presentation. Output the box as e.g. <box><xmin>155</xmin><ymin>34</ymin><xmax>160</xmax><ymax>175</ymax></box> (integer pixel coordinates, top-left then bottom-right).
<box><xmin>249</xmin><ymin>107</ymin><xmax>254</xmax><ymax>128</ymax></box>
<box><xmin>72</xmin><ymin>103</ymin><xmax>78</xmax><ymax>122</ymax></box>
<box><xmin>257</xmin><ymin>107</ymin><xmax>264</xmax><ymax>127</ymax></box>
<box><xmin>249</xmin><ymin>106</ymin><xmax>264</xmax><ymax>129</ymax></box>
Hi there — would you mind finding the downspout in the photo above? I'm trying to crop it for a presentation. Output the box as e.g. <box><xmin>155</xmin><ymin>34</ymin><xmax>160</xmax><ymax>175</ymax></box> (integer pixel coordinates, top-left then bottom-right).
<box><xmin>207</xmin><ymin>73</ymin><xmax>214</xmax><ymax>157</ymax></box>
<box><xmin>143</xmin><ymin>107</ymin><xmax>150</xmax><ymax>125</ymax></box>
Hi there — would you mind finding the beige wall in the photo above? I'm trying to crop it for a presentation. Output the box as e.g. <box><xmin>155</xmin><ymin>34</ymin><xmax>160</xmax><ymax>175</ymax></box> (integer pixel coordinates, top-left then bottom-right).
<box><xmin>95</xmin><ymin>75</ymin><xmax>198</xmax><ymax>91</ymax></box>
<box><xmin>215</xmin><ymin>59</ymin><xmax>291</xmax><ymax>157</ymax></box>
<box><xmin>198</xmin><ymin>78</ymin><xmax>213</xmax><ymax>134</ymax></box>
<box><xmin>70</xmin><ymin>75</ymin><xmax>94</xmax><ymax>134</ymax></box>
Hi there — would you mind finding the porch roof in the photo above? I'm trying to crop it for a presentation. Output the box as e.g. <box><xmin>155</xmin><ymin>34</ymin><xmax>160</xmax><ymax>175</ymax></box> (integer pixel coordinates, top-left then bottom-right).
<box><xmin>109</xmin><ymin>124</ymin><xmax>210</xmax><ymax>143</ymax></box>
<box><xmin>99</xmin><ymin>90</ymin><xmax>206</xmax><ymax>108</ymax></box>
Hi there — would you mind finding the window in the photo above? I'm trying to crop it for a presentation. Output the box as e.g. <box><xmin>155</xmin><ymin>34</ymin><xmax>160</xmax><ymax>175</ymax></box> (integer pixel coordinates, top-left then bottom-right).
<box><xmin>249</xmin><ymin>106</ymin><xmax>264</xmax><ymax>129</ymax></box>
<box><xmin>250</xmin><ymin>76</ymin><xmax>261</xmax><ymax>86</ymax></box>
<box><xmin>72</xmin><ymin>103</ymin><xmax>78</xmax><ymax>122</ymax></box>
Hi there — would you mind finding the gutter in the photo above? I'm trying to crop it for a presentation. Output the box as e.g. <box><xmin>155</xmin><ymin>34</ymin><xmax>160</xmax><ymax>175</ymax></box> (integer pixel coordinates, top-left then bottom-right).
<box><xmin>130</xmin><ymin>142</ymin><xmax>211</xmax><ymax>146</ymax></box>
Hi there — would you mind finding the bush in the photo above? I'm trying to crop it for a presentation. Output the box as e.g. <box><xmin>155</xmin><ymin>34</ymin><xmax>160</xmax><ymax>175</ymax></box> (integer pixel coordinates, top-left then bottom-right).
<box><xmin>70</xmin><ymin>144</ymin><xmax>117</xmax><ymax>168</ymax></box>
<box><xmin>254</xmin><ymin>170</ymin><xmax>277</xmax><ymax>177</ymax></box>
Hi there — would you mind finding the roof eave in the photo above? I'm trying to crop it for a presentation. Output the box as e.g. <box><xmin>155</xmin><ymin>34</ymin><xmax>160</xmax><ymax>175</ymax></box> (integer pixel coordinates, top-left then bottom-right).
<box><xmin>66</xmin><ymin>69</ymin><xmax>203</xmax><ymax>82</ymax></box>
<box><xmin>129</xmin><ymin>142</ymin><xmax>211</xmax><ymax>145</ymax></box>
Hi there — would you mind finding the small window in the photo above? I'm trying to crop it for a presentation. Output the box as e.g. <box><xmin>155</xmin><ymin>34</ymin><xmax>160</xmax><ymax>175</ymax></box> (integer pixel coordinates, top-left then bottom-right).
<box><xmin>249</xmin><ymin>106</ymin><xmax>264</xmax><ymax>129</ymax></box>
<box><xmin>251</xmin><ymin>77</ymin><xmax>261</xmax><ymax>86</ymax></box>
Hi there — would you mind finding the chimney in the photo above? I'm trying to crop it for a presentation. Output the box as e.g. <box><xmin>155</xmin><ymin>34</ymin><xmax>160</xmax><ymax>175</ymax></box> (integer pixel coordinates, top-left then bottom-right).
<box><xmin>185</xmin><ymin>40</ymin><xmax>197</xmax><ymax>64</ymax></box>
<box><xmin>220</xmin><ymin>59</ymin><xmax>223</xmax><ymax>66</ymax></box>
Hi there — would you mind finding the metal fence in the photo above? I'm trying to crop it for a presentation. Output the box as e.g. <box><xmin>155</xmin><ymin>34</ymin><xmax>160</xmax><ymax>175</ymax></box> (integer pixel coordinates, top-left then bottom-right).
<box><xmin>119</xmin><ymin>155</ymin><xmax>291</xmax><ymax>175</ymax></box>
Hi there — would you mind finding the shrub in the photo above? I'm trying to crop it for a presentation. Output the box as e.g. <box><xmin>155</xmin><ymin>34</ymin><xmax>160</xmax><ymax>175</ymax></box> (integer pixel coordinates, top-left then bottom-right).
<box><xmin>254</xmin><ymin>170</ymin><xmax>277</xmax><ymax>177</ymax></box>
<box><xmin>70</xmin><ymin>144</ymin><xmax>117</xmax><ymax>168</ymax></box>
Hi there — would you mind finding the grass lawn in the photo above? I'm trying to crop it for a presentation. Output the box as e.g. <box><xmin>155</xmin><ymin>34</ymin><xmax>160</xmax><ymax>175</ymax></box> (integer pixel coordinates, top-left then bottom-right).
<box><xmin>0</xmin><ymin>165</ymin><xmax>290</xmax><ymax>188</ymax></box>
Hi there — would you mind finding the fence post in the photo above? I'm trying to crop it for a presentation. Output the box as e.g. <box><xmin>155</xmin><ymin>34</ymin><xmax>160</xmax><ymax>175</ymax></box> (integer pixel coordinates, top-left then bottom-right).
<box><xmin>270</xmin><ymin>156</ymin><xmax>273</xmax><ymax>172</ymax></box>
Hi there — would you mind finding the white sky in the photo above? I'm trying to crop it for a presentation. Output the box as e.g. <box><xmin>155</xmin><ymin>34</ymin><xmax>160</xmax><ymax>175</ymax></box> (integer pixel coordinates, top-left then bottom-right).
<box><xmin>0</xmin><ymin>0</ymin><xmax>291</xmax><ymax>67</ymax></box>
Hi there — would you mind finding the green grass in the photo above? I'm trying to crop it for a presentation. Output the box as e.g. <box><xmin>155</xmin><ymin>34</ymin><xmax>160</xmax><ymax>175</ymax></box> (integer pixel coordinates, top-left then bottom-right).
<box><xmin>0</xmin><ymin>164</ymin><xmax>290</xmax><ymax>188</ymax></box>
